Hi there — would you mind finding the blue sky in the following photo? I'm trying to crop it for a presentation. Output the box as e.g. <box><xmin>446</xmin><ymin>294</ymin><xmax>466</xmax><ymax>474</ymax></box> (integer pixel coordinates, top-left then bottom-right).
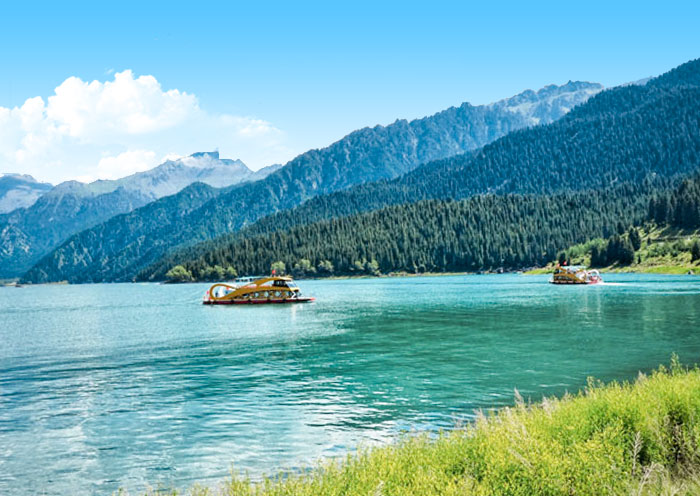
<box><xmin>0</xmin><ymin>1</ymin><xmax>698</xmax><ymax>182</ymax></box>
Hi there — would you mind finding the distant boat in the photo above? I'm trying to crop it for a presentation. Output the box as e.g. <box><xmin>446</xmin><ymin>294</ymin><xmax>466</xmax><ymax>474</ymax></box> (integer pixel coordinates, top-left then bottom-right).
<box><xmin>203</xmin><ymin>276</ymin><xmax>315</xmax><ymax>305</ymax></box>
<box><xmin>550</xmin><ymin>265</ymin><xmax>602</xmax><ymax>285</ymax></box>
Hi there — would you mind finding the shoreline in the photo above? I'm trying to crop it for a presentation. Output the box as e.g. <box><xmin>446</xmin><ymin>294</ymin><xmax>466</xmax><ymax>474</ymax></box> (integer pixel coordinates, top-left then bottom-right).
<box><xmin>134</xmin><ymin>360</ymin><xmax>700</xmax><ymax>495</ymax></box>
<box><xmin>524</xmin><ymin>265</ymin><xmax>698</xmax><ymax>276</ymax></box>
<box><xmin>9</xmin><ymin>267</ymin><xmax>699</xmax><ymax>286</ymax></box>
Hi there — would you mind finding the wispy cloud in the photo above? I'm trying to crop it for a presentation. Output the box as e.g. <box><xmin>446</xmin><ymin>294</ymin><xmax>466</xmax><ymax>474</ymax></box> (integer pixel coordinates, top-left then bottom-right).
<box><xmin>0</xmin><ymin>70</ymin><xmax>296</xmax><ymax>183</ymax></box>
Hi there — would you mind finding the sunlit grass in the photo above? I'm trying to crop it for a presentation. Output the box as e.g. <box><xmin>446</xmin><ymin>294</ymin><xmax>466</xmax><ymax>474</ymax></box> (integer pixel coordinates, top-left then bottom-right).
<box><xmin>132</xmin><ymin>356</ymin><xmax>700</xmax><ymax>495</ymax></box>
<box><xmin>522</xmin><ymin>267</ymin><xmax>554</xmax><ymax>275</ymax></box>
<box><xmin>605</xmin><ymin>265</ymin><xmax>696</xmax><ymax>275</ymax></box>
<box><xmin>526</xmin><ymin>225</ymin><xmax>700</xmax><ymax>275</ymax></box>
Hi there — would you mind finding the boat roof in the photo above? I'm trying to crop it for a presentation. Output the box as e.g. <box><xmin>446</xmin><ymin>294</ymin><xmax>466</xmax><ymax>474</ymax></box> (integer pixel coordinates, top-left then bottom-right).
<box><xmin>241</xmin><ymin>275</ymin><xmax>294</xmax><ymax>285</ymax></box>
<box><xmin>237</xmin><ymin>275</ymin><xmax>292</xmax><ymax>281</ymax></box>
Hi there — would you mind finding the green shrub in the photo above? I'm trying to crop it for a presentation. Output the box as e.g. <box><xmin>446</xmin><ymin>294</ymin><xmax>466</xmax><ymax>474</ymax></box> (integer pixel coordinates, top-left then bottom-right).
<box><xmin>165</xmin><ymin>265</ymin><xmax>193</xmax><ymax>282</ymax></box>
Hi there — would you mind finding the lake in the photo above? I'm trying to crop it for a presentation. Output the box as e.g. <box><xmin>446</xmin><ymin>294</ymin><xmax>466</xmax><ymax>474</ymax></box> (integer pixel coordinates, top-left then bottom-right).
<box><xmin>1</xmin><ymin>274</ymin><xmax>699</xmax><ymax>494</ymax></box>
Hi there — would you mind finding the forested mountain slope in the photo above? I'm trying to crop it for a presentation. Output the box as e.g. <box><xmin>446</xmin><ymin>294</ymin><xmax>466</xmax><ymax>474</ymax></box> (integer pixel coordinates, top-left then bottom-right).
<box><xmin>23</xmin><ymin>83</ymin><xmax>600</xmax><ymax>283</ymax></box>
<box><xmin>1</xmin><ymin>187</ymin><xmax>150</xmax><ymax>278</ymax></box>
<box><xmin>0</xmin><ymin>152</ymin><xmax>266</xmax><ymax>277</ymax></box>
<box><xmin>135</xmin><ymin>182</ymin><xmax>661</xmax><ymax>280</ymax></box>
<box><xmin>547</xmin><ymin>174</ymin><xmax>700</xmax><ymax>272</ymax></box>
<box><xmin>649</xmin><ymin>173</ymin><xmax>700</xmax><ymax>228</ymax></box>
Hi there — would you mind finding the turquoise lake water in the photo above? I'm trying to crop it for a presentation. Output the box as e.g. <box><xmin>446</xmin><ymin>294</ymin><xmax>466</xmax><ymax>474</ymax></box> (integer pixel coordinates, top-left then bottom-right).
<box><xmin>1</xmin><ymin>274</ymin><xmax>700</xmax><ymax>494</ymax></box>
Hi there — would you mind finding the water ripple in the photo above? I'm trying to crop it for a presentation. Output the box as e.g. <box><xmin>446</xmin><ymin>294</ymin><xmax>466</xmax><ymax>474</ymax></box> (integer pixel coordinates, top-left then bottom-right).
<box><xmin>1</xmin><ymin>274</ymin><xmax>700</xmax><ymax>494</ymax></box>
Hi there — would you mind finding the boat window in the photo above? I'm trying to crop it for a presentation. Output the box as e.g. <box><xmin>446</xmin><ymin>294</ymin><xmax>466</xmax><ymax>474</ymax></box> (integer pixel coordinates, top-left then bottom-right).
<box><xmin>275</xmin><ymin>291</ymin><xmax>281</xmax><ymax>297</ymax></box>
<box><xmin>254</xmin><ymin>292</ymin><xmax>259</xmax><ymax>298</ymax></box>
<box><xmin>214</xmin><ymin>286</ymin><xmax>232</xmax><ymax>298</ymax></box>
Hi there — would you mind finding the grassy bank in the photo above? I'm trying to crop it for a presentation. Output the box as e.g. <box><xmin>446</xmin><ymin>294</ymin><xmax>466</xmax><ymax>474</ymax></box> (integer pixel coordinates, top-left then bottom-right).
<box><xmin>146</xmin><ymin>359</ymin><xmax>700</xmax><ymax>495</ymax></box>
<box><xmin>524</xmin><ymin>265</ymin><xmax>697</xmax><ymax>275</ymax></box>
<box><xmin>597</xmin><ymin>225</ymin><xmax>699</xmax><ymax>274</ymax></box>
<box><xmin>525</xmin><ymin>225</ymin><xmax>700</xmax><ymax>275</ymax></box>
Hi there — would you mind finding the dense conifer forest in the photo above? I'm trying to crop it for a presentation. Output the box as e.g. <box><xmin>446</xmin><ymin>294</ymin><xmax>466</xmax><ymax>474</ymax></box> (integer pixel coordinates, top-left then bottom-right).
<box><xmin>648</xmin><ymin>175</ymin><xmax>700</xmax><ymax>228</ymax></box>
<box><xmin>136</xmin><ymin>182</ymin><xmax>661</xmax><ymax>281</ymax></box>
<box><xmin>143</xmin><ymin>174</ymin><xmax>700</xmax><ymax>281</ymax></box>
<box><xmin>554</xmin><ymin>174</ymin><xmax>700</xmax><ymax>269</ymax></box>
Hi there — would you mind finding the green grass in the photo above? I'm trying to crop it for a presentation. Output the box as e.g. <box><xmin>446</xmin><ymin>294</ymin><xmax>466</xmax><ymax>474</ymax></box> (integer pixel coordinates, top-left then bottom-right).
<box><xmin>522</xmin><ymin>267</ymin><xmax>554</xmax><ymax>275</ymax></box>
<box><xmin>526</xmin><ymin>225</ymin><xmax>700</xmax><ymax>275</ymax></box>
<box><xmin>137</xmin><ymin>358</ymin><xmax>700</xmax><ymax>495</ymax></box>
<box><xmin>612</xmin><ymin>225</ymin><xmax>699</xmax><ymax>274</ymax></box>
<box><xmin>605</xmin><ymin>265</ymin><xmax>696</xmax><ymax>275</ymax></box>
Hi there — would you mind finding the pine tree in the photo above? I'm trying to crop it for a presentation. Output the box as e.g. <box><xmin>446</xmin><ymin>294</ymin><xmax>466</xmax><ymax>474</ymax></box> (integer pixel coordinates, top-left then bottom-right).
<box><xmin>590</xmin><ymin>245</ymin><xmax>603</xmax><ymax>267</ymax></box>
<box><xmin>618</xmin><ymin>238</ymin><xmax>635</xmax><ymax>265</ymax></box>
<box><xmin>691</xmin><ymin>240</ymin><xmax>700</xmax><ymax>262</ymax></box>
<box><xmin>628</xmin><ymin>228</ymin><xmax>642</xmax><ymax>251</ymax></box>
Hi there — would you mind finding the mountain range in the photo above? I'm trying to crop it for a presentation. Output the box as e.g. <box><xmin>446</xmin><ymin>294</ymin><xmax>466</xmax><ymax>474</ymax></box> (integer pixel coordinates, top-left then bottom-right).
<box><xmin>22</xmin><ymin>54</ymin><xmax>700</xmax><ymax>284</ymax></box>
<box><xmin>0</xmin><ymin>152</ymin><xmax>277</xmax><ymax>277</ymax></box>
<box><xmin>37</xmin><ymin>57</ymin><xmax>700</xmax><ymax>285</ymax></box>
<box><xmin>0</xmin><ymin>174</ymin><xmax>53</xmax><ymax>214</ymax></box>
<box><xmin>17</xmin><ymin>81</ymin><xmax>603</xmax><ymax>283</ymax></box>
<box><xmin>125</xmin><ymin>58</ymin><xmax>700</xmax><ymax>281</ymax></box>
<box><xmin>46</xmin><ymin>151</ymin><xmax>277</xmax><ymax>201</ymax></box>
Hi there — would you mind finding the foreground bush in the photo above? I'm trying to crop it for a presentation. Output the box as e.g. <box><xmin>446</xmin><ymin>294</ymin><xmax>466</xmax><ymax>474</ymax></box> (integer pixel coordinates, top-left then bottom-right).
<box><xmin>150</xmin><ymin>358</ymin><xmax>700</xmax><ymax>495</ymax></box>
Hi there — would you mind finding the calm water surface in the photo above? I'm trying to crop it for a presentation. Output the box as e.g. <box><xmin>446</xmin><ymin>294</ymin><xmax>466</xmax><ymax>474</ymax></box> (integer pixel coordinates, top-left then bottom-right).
<box><xmin>1</xmin><ymin>274</ymin><xmax>700</xmax><ymax>494</ymax></box>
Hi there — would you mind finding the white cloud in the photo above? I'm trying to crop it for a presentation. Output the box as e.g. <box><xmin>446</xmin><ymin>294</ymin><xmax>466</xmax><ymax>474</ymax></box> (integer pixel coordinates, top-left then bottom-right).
<box><xmin>0</xmin><ymin>70</ymin><xmax>296</xmax><ymax>184</ymax></box>
<box><xmin>45</xmin><ymin>71</ymin><xmax>197</xmax><ymax>138</ymax></box>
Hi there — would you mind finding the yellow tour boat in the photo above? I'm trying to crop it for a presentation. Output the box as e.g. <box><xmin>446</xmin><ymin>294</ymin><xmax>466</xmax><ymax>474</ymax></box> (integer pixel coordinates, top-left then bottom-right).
<box><xmin>203</xmin><ymin>276</ymin><xmax>314</xmax><ymax>305</ymax></box>
<box><xmin>550</xmin><ymin>264</ymin><xmax>602</xmax><ymax>285</ymax></box>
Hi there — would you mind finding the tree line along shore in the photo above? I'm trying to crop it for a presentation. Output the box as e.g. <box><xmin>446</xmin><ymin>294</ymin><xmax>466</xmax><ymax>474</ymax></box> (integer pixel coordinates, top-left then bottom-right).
<box><xmin>160</xmin><ymin>175</ymin><xmax>700</xmax><ymax>283</ymax></box>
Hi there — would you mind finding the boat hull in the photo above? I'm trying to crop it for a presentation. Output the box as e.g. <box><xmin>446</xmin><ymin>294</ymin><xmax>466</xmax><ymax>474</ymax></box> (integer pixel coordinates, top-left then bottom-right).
<box><xmin>203</xmin><ymin>297</ymin><xmax>315</xmax><ymax>305</ymax></box>
<box><xmin>549</xmin><ymin>280</ymin><xmax>600</xmax><ymax>285</ymax></box>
